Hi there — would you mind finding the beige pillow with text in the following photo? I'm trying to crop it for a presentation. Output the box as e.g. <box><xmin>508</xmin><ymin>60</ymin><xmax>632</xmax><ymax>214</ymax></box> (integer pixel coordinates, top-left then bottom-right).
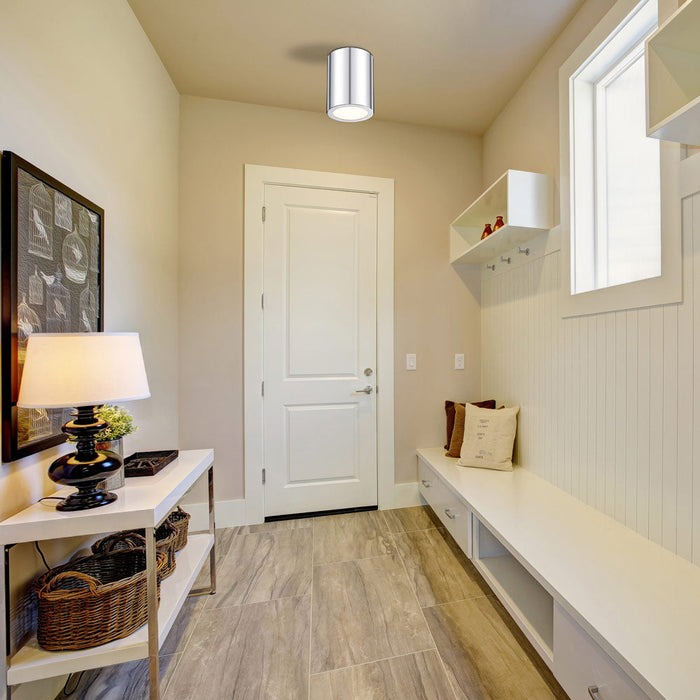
<box><xmin>458</xmin><ymin>403</ymin><xmax>520</xmax><ymax>471</ymax></box>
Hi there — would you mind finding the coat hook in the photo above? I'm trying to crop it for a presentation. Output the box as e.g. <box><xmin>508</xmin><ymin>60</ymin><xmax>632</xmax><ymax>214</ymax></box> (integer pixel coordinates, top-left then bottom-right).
<box><xmin>500</xmin><ymin>255</ymin><xmax>511</xmax><ymax>264</ymax></box>
<box><xmin>518</xmin><ymin>246</ymin><xmax>530</xmax><ymax>256</ymax></box>
<box><xmin>486</xmin><ymin>263</ymin><xmax>496</xmax><ymax>271</ymax></box>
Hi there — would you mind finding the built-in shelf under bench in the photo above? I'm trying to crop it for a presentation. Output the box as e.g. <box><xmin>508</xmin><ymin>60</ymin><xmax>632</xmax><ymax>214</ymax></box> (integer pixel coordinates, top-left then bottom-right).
<box><xmin>417</xmin><ymin>447</ymin><xmax>700</xmax><ymax>700</ymax></box>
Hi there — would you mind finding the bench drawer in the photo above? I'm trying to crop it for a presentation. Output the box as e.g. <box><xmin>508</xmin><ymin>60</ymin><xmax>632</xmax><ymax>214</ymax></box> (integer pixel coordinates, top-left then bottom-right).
<box><xmin>418</xmin><ymin>456</ymin><xmax>471</xmax><ymax>557</ymax></box>
<box><xmin>554</xmin><ymin>604</ymin><xmax>648</xmax><ymax>700</ymax></box>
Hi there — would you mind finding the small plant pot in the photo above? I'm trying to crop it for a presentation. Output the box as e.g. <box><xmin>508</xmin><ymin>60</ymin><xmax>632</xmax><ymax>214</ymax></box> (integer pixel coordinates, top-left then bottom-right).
<box><xmin>96</xmin><ymin>439</ymin><xmax>124</xmax><ymax>490</ymax></box>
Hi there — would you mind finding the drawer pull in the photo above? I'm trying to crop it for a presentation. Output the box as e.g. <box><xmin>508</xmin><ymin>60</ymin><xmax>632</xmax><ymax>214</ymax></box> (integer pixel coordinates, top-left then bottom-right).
<box><xmin>421</xmin><ymin>479</ymin><xmax>432</xmax><ymax>488</ymax></box>
<box><xmin>588</xmin><ymin>686</ymin><xmax>599</xmax><ymax>699</ymax></box>
<box><xmin>444</xmin><ymin>508</ymin><xmax>458</xmax><ymax>519</ymax></box>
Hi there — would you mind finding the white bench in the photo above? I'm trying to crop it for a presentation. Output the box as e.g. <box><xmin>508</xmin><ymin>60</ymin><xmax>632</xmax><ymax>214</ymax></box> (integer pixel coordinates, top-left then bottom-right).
<box><xmin>417</xmin><ymin>447</ymin><xmax>700</xmax><ymax>700</ymax></box>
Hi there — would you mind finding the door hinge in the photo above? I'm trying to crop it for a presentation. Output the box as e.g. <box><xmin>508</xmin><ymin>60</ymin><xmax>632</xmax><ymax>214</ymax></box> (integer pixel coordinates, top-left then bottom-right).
<box><xmin>262</xmin><ymin>206</ymin><xmax>266</xmax><ymax>222</ymax></box>
<box><xmin>261</xmin><ymin>381</ymin><xmax>264</xmax><ymax>396</ymax></box>
<box><xmin>261</xmin><ymin>292</ymin><xmax>264</xmax><ymax>309</ymax></box>
<box><xmin>262</xmin><ymin>468</ymin><xmax>266</xmax><ymax>484</ymax></box>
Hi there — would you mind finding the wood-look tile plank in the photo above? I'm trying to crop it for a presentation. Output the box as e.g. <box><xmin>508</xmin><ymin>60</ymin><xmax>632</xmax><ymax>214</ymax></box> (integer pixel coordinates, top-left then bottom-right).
<box><xmin>311</xmin><ymin>554</ymin><xmax>434</xmax><ymax>673</ymax></box>
<box><xmin>311</xmin><ymin>650</ymin><xmax>456</xmax><ymax>700</ymax></box>
<box><xmin>57</xmin><ymin>653</ymin><xmax>181</xmax><ymax>699</ymax></box>
<box><xmin>235</xmin><ymin>517</ymin><xmax>313</xmax><ymax>535</ymax></box>
<box><xmin>393</xmin><ymin>528</ymin><xmax>490</xmax><ymax>606</ymax></box>
<box><xmin>213</xmin><ymin>526</ymin><xmax>238</xmax><ymax>561</ymax></box>
<box><xmin>310</xmin><ymin>672</ymin><xmax>334</xmax><ymax>700</ymax></box>
<box><xmin>206</xmin><ymin>528</ymin><xmax>312</xmax><ymax>608</ymax></box>
<box><xmin>383</xmin><ymin>506</ymin><xmax>442</xmax><ymax>533</ymax></box>
<box><xmin>423</xmin><ymin>597</ymin><xmax>567</xmax><ymax>700</ymax></box>
<box><xmin>160</xmin><ymin>596</ymin><xmax>206</xmax><ymax>655</ymax></box>
<box><xmin>164</xmin><ymin>596</ymin><xmax>310</xmax><ymax>700</ymax></box>
<box><xmin>313</xmin><ymin>510</ymin><xmax>394</xmax><ymax>564</ymax></box>
<box><xmin>192</xmin><ymin>527</ymin><xmax>236</xmax><ymax>590</ymax></box>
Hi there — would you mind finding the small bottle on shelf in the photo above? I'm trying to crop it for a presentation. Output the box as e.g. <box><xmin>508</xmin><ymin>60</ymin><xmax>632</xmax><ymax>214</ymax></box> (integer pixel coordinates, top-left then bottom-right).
<box><xmin>481</xmin><ymin>223</ymin><xmax>493</xmax><ymax>240</ymax></box>
<box><xmin>493</xmin><ymin>216</ymin><xmax>505</xmax><ymax>232</ymax></box>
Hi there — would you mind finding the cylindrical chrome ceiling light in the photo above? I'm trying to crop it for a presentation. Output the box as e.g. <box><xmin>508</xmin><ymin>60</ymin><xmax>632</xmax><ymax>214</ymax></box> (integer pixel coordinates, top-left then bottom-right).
<box><xmin>327</xmin><ymin>47</ymin><xmax>374</xmax><ymax>122</ymax></box>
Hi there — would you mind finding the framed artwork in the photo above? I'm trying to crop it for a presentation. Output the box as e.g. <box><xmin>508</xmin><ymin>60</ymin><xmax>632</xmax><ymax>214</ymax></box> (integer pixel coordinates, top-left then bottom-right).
<box><xmin>1</xmin><ymin>152</ymin><xmax>104</xmax><ymax>462</ymax></box>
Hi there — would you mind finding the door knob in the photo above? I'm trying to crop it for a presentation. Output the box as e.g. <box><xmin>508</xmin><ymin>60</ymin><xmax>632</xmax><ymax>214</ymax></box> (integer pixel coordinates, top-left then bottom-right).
<box><xmin>364</xmin><ymin>368</ymin><xmax>373</xmax><ymax>376</ymax></box>
<box><xmin>352</xmin><ymin>385</ymin><xmax>374</xmax><ymax>395</ymax></box>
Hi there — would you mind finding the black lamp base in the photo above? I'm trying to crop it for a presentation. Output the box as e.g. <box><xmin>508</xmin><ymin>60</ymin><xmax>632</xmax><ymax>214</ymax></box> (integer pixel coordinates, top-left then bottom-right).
<box><xmin>49</xmin><ymin>405</ymin><xmax>122</xmax><ymax>512</ymax></box>
<box><xmin>56</xmin><ymin>486</ymin><xmax>118</xmax><ymax>511</ymax></box>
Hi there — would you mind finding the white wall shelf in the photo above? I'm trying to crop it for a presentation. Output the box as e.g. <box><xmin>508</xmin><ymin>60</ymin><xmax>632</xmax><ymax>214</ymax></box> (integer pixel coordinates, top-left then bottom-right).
<box><xmin>449</xmin><ymin>169</ymin><xmax>553</xmax><ymax>266</ymax></box>
<box><xmin>646</xmin><ymin>0</ymin><xmax>700</xmax><ymax>145</ymax></box>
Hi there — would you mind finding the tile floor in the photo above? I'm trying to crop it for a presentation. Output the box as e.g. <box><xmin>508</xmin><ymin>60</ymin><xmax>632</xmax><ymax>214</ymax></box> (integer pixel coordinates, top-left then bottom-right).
<box><xmin>60</xmin><ymin>507</ymin><xmax>567</xmax><ymax>699</ymax></box>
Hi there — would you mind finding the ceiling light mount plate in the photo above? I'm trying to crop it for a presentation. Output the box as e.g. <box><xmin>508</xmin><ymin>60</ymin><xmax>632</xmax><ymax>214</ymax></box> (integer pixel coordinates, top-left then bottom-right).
<box><xmin>327</xmin><ymin>46</ymin><xmax>374</xmax><ymax>122</ymax></box>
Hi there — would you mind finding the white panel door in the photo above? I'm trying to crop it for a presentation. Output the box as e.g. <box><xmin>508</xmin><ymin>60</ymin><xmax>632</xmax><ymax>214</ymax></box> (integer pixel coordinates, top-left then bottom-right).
<box><xmin>263</xmin><ymin>184</ymin><xmax>377</xmax><ymax>516</ymax></box>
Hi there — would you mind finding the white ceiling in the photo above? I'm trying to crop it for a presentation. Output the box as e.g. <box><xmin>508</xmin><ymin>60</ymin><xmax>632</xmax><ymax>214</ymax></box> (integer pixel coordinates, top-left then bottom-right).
<box><xmin>127</xmin><ymin>0</ymin><xmax>585</xmax><ymax>134</ymax></box>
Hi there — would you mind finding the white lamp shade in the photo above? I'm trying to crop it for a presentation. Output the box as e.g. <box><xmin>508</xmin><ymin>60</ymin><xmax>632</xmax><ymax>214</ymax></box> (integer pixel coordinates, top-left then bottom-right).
<box><xmin>18</xmin><ymin>333</ymin><xmax>151</xmax><ymax>408</ymax></box>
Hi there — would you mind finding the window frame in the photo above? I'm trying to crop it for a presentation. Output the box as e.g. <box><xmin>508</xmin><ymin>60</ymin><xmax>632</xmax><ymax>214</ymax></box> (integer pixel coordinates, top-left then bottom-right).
<box><xmin>559</xmin><ymin>0</ymin><xmax>681</xmax><ymax>318</ymax></box>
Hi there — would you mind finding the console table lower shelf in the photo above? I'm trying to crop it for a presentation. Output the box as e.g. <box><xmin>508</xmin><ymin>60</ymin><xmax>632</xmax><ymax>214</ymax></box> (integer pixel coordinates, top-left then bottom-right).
<box><xmin>7</xmin><ymin>533</ymin><xmax>213</xmax><ymax>686</ymax></box>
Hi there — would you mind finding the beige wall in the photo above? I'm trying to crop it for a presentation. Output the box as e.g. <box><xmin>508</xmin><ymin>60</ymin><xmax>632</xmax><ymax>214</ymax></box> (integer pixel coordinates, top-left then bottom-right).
<box><xmin>482</xmin><ymin>0</ymin><xmax>616</xmax><ymax>191</ymax></box>
<box><xmin>179</xmin><ymin>97</ymin><xmax>483</xmax><ymax>502</ymax></box>
<box><xmin>0</xmin><ymin>1</ymin><xmax>179</xmax><ymax>695</ymax></box>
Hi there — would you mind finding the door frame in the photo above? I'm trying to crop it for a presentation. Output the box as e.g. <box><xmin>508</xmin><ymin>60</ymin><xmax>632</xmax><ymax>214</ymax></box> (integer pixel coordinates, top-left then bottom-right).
<box><xmin>243</xmin><ymin>164</ymin><xmax>395</xmax><ymax>524</ymax></box>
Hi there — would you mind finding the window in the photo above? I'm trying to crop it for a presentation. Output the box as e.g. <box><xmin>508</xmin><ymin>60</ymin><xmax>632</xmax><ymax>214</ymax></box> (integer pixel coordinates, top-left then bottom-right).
<box><xmin>571</xmin><ymin>0</ymin><xmax>658</xmax><ymax>294</ymax></box>
<box><xmin>560</xmin><ymin>0</ymin><xmax>681</xmax><ymax>316</ymax></box>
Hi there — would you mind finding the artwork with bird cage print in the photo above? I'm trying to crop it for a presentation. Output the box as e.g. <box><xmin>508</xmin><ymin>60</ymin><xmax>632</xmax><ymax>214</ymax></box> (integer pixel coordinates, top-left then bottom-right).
<box><xmin>1</xmin><ymin>152</ymin><xmax>104</xmax><ymax>462</ymax></box>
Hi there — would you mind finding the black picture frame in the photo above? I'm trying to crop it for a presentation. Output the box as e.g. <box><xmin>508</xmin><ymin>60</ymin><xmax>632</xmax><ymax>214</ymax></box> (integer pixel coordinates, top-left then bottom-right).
<box><xmin>1</xmin><ymin>152</ymin><xmax>105</xmax><ymax>462</ymax></box>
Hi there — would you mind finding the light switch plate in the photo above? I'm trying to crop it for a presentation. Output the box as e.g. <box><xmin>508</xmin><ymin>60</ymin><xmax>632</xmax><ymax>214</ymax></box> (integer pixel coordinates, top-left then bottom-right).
<box><xmin>455</xmin><ymin>353</ymin><xmax>465</xmax><ymax>370</ymax></box>
<box><xmin>406</xmin><ymin>353</ymin><xmax>417</xmax><ymax>371</ymax></box>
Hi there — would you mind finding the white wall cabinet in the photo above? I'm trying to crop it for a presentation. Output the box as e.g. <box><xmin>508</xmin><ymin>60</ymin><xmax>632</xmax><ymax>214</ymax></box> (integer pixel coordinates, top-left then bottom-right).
<box><xmin>646</xmin><ymin>0</ymin><xmax>700</xmax><ymax>145</ymax></box>
<box><xmin>450</xmin><ymin>169</ymin><xmax>553</xmax><ymax>265</ymax></box>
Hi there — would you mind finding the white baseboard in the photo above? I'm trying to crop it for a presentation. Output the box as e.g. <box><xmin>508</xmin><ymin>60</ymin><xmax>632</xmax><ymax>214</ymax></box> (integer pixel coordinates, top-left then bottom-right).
<box><xmin>185</xmin><ymin>499</ymin><xmax>247</xmax><ymax>530</ymax></box>
<box><xmin>385</xmin><ymin>482</ymin><xmax>422</xmax><ymax>509</ymax></box>
<box><xmin>184</xmin><ymin>486</ymin><xmax>421</xmax><ymax>529</ymax></box>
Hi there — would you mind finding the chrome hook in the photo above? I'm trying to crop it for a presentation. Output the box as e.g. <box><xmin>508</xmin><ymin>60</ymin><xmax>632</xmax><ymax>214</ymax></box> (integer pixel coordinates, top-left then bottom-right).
<box><xmin>500</xmin><ymin>255</ymin><xmax>511</xmax><ymax>264</ymax></box>
<box><xmin>518</xmin><ymin>246</ymin><xmax>530</xmax><ymax>256</ymax></box>
<box><xmin>486</xmin><ymin>263</ymin><xmax>496</xmax><ymax>271</ymax></box>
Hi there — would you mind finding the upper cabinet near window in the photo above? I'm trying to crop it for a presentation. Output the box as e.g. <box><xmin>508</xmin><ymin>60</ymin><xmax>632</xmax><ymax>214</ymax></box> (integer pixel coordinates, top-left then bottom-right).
<box><xmin>450</xmin><ymin>170</ymin><xmax>553</xmax><ymax>266</ymax></box>
<box><xmin>646</xmin><ymin>0</ymin><xmax>700</xmax><ymax>145</ymax></box>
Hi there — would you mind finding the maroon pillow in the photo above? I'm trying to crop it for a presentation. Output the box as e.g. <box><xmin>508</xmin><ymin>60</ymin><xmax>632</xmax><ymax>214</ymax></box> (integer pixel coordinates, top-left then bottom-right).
<box><xmin>444</xmin><ymin>399</ymin><xmax>496</xmax><ymax>449</ymax></box>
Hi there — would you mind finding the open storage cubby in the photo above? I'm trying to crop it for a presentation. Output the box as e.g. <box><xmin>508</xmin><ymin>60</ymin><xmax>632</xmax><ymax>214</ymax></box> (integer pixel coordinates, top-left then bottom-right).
<box><xmin>646</xmin><ymin>0</ymin><xmax>700</xmax><ymax>145</ymax></box>
<box><xmin>449</xmin><ymin>169</ymin><xmax>553</xmax><ymax>266</ymax></box>
<box><xmin>472</xmin><ymin>516</ymin><xmax>554</xmax><ymax>663</ymax></box>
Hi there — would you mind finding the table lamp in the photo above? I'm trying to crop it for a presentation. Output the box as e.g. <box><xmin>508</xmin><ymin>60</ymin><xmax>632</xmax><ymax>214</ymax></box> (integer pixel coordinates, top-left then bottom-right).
<box><xmin>17</xmin><ymin>332</ymin><xmax>150</xmax><ymax>511</ymax></box>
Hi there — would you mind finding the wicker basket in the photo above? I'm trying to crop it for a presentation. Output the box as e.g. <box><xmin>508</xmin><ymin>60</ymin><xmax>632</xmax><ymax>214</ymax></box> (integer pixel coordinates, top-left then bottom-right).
<box><xmin>34</xmin><ymin>549</ymin><xmax>166</xmax><ymax>651</ymax></box>
<box><xmin>167</xmin><ymin>506</ymin><xmax>191</xmax><ymax>551</ymax></box>
<box><xmin>92</xmin><ymin>521</ymin><xmax>177</xmax><ymax>578</ymax></box>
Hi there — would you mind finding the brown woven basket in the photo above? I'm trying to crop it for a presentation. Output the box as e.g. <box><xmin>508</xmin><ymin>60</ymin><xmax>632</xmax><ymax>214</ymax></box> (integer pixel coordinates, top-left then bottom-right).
<box><xmin>92</xmin><ymin>521</ymin><xmax>177</xmax><ymax>578</ymax></box>
<box><xmin>167</xmin><ymin>506</ymin><xmax>191</xmax><ymax>551</ymax></box>
<box><xmin>34</xmin><ymin>549</ymin><xmax>166</xmax><ymax>651</ymax></box>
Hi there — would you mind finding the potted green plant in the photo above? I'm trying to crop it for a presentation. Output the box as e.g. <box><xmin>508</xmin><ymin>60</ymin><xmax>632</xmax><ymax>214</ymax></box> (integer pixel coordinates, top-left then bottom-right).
<box><xmin>68</xmin><ymin>404</ymin><xmax>137</xmax><ymax>489</ymax></box>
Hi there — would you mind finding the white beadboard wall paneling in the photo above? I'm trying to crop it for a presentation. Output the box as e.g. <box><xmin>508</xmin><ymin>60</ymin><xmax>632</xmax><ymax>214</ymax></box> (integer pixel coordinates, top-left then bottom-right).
<box><xmin>480</xmin><ymin>187</ymin><xmax>700</xmax><ymax>563</ymax></box>
<box><xmin>694</xmin><ymin>195</ymin><xmax>700</xmax><ymax>564</ymax></box>
<box><xmin>649</xmin><ymin>305</ymin><xmax>665</xmax><ymax>545</ymax></box>
<box><xmin>678</xmin><ymin>195</ymin><xmax>694</xmax><ymax>561</ymax></box>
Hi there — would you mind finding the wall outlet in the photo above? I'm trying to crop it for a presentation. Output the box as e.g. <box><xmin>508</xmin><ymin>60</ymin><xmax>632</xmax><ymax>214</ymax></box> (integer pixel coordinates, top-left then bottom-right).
<box><xmin>455</xmin><ymin>353</ymin><xmax>465</xmax><ymax>370</ymax></box>
<box><xmin>406</xmin><ymin>353</ymin><xmax>417</xmax><ymax>371</ymax></box>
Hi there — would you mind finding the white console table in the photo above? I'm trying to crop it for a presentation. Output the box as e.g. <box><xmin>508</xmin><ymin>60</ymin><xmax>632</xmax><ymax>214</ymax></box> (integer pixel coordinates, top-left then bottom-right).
<box><xmin>0</xmin><ymin>448</ymin><xmax>216</xmax><ymax>700</ymax></box>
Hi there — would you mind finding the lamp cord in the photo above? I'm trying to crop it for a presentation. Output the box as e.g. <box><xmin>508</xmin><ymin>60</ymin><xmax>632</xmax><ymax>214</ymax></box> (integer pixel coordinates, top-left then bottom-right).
<box><xmin>62</xmin><ymin>671</ymin><xmax>85</xmax><ymax>696</ymax></box>
<box><xmin>33</xmin><ymin>541</ymin><xmax>50</xmax><ymax>571</ymax></box>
